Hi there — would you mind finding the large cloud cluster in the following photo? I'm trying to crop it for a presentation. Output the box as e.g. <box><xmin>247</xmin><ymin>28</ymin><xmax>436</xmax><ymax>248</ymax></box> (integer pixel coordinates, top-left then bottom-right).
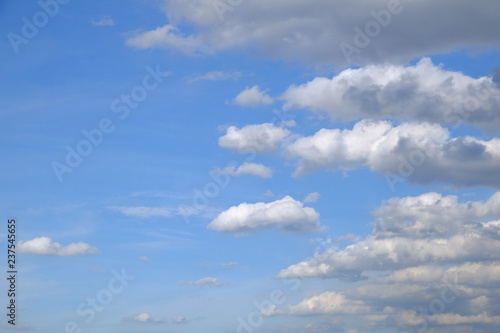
<box><xmin>127</xmin><ymin>0</ymin><xmax>500</xmax><ymax>67</ymax></box>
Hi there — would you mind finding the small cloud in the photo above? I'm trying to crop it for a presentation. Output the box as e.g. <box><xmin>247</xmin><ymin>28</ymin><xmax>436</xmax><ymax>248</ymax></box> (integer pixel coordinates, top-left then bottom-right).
<box><xmin>221</xmin><ymin>262</ymin><xmax>238</xmax><ymax>267</ymax></box>
<box><xmin>173</xmin><ymin>316</ymin><xmax>186</xmax><ymax>324</ymax></box>
<box><xmin>208</xmin><ymin>196</ymin><xmax>323</xmax><ymax>235</ymax></box>
<box><xmin>304</xmin><ymin>192</ymin><xmax>320</xmax><ymax>203</ymax></box>
<box><xmin>233</xmin><ymin>85</ymin><xmax>274</xmax><ymax>106</ymax></box>
<box><xmin>263</xmin><ymin>190</ymin><xmax>275</xmax><ymax>197</ymax></box>
<box><xmin>139</xmin><ymin>256</ymin><xmax>150</xmax><ymax>263</ymax></box>
<box><xmin>127</xmin><ymin>313</ymin><xmax>164</xmax><ymax>323</ymax></box>
<box><xmin>184</xmin><ymin>277</ymin><xmax>223</xmax><ymax>287</ymax></box>
<box><xmin>18</xmin><ymin>237</ymin><xmax>99</xmax><ymax>256</ymax></box>
<box><xmin>190</xmin><ymin>71</ymin><xmax>241</xmax><ymax>82</ymax></box>
<box><xmin>91</xmin><ymin>16</ymin><xmax>115</xmax><ymax>26</ymax></box>
<box><xmin>213</xmin><ymin>162</ymin><xmax>273</xmax><ymax>178</ymax></box>
<box><xmin>335</xmin><ymin>234</ymin><xmax>360</xmax><ymax>243</ymax></box>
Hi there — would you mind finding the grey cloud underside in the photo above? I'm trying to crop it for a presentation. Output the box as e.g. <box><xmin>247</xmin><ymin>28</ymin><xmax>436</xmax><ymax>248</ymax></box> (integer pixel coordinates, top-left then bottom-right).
<box><xmin>282</xmin><ymin>59</ymin><xmax>500</xmax><ymax>131</ymax></box>
<box><xmin>493</xmin><ymin>67</ymin><xmax>500</xmax><ymax>88</ymax></box>
<box><xmin>278</xmin><ymin>191</ymin><xmax>500</xmax><ymax>280</ymax></box>
<box><xmin>286</xmin><ymin>120</ymin><xmax>500</xmax><ymax>188</ymax></box>
<box><xmin>130</xmin><ymin>0</ymin><xmax>500</xmax><ymax>67</ymax></box>
<box><xmin>275</xmin><ymin>191</ymin><xmax>500</xmax><ymax>331</ymax></box>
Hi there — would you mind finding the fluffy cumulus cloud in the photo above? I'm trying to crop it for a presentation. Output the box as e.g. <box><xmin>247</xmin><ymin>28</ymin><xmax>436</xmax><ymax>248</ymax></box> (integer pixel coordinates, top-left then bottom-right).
<box><xmin>214</xmin><ymin>162</ymin><xmax>273</xmax><ymax>178</ymax></box>
<box><xmin>287</xmin><ymin>119</ymin><xmax>500</xmax><ymax>188</ymax></box>
<box><xmin>278</xmin><ymin>193</ymin><xmax>500</xmax><ymax>280</ymax></box>
<box><xmin>373</xmin><ymin>192</ymin><xmax>500</xmax><ymax>238</ymax></box>
<box><xmin>126</xmin><ymin>0</ymin><xmax>500</xmax><ymax>67</ymax></box>
<box><xmin>272</xmin><ymin>191</ymin><xmax>500</xmax><ymax>332</ymax></box>
<box><xmin>219</xmin><ymin>123</ymin><xmax>290</xmax><ymax>153</ymax></box>
<box><xmin>18</xmin><ymin>237</ymin><xmax>99</xmax><ymax>256</ymax></box>
<box><xmin>282</xmin><ymin>58</ymin><xmax>500</xmax><ymax>131</ymax></box>
<box><xmin>278</xmin><ymin>232</ymin><xmax>500</xmax><ymax>280</ymax></box>
<box><xmin>233</xmin><ymin>85</ymin><xmax>273</xmax><ymax>106</ymax></box>
<box><xmin>208</xmin><ymin>196</ymin><xmax>322</xmax><ymax>234</ymax></box>
<box><xmin>286</xmin><ymin>291</ymin><xmax>370</xmax><ymax>315</ymax></box>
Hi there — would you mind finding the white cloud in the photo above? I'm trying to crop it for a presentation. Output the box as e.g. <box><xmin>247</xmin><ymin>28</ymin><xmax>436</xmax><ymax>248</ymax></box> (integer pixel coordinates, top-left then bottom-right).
<box><xmin>214</xmin><ymin>162</ymin><xmax>273</xmax><ymax>178</ymax></box>
<box><xmin>272</xmin><ymin>193</ymin><xmax>500</xmax><ymax>331</ymax></box>
<box><xmin>304</xmin><ymin>192</ymin><xmax>320</xmax><ymax>203</ymax></box>
<box><xmin>208</xmin><ymin>196</ymin><xmax>322</xmax><ymax>234</ymax></box>
<box><xmin>469</xmin><ymin>296</ymin><xmax>489</xmax><ymax>313</ymax></box>
<box><xmin>373</xmin><ymin>192</ymin><xmax>500</xmax><ymax>238</ymax></box>
<box><xmin>138</xmin><ymin>256</ymin><xmax>151</xmax><ymax>263</ymax></box>
<box><xmin>187</xmin><ymin>277</ymin><xmax>223</xmax><ymax>287</ymax></box>
<box><xmin>445</xmin><ymin>261</ymin><xmax>500</xmax><ymax>287</ymax></box>
<box><xmin>128</xmin><ymin>313</ymin><xmax>164</xmax><ymax>323</ymax></box>
<box><xmin>233</xmin><ymin>85</ymin><xmax>273</xmax><ymax>106</ymax></box>
<box><xmin>428</xmin><ymin>312</ymin><xmax>500</xmax><ymax>325</ymax></box>
<box><xmin>190</xmin><ymin>71</ymin><xmax>241</xmax><ymax>82</ymax></box>
<box><xmin>282</xmin><ymin>233</ymin><xmax>500</xmax><ymax>279</ymax></box>
<box><xmin>18</xmin><ymin>237</ymin><xmax>99</xmax><ymax>256</ymax></box>
<box><xmin>278</xmin><ymin>220</ymin><xmax>500</xmax><ymax>280</ymax></box>
<box><xmin>286</xmin><ymin>291</ymin><xmax>370</xmax><ymax>315</ymax></box>
<box><xmin>219</xmin><ymin>123</ymin><xmax>290</xmax><ymax>154</ymax></box>
<box><xmin>127</xmin><ymin>1</ymin><xmax>500</xmax><ymax>67</ymax></box>
<box><xmin>126</xmin><ymin>25</ymin><xmax>210</xmax><ymax>55</ymax></box>
<box><xmin>282</xmin><ymin>58</ymin><xmax>500</xmax><ymax>131</ymax></box>
<box><xmin>287</xmin><ymin>119</ymin><xmax>500</xmax><ymax>188</ymax></box>
<box><xmin>131</xmin><ymin>313</ymin><xmax>152</xmax><ymax>322</ymax></box>
<box><xmin>173</xmin><ymin>316</ymin><xmax>186</xmax><ymax>324</ymax></box>
<box><xmin>91</xmin><ymin>16</ymin><xmax>114</xmax><ymax>26</ymax></box>
<box><xmin>383</xmin><ymin>266</ymin><xmax>444</xmax><ymax>284</ymax></box>
<box><xmin>349</xmin><ymin>283</ymin><xmax>429</xmax><ymax>302</ymax></box>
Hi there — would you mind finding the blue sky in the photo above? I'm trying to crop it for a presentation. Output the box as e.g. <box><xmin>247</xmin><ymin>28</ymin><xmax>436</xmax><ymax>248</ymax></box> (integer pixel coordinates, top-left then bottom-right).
<box><xmin>1</xmin><ymin>1</ymin><xmax>500</xmax><ymax>332</ymax></box>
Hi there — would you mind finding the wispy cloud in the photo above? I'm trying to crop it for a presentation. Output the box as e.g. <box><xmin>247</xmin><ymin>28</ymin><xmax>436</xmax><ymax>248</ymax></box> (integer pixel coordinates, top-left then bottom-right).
<box><xmin>91</xmin><ymin>16</ymin><xmax>114</xmax><ymax>26</ymax></box>
<box><xmin>213</xmin><ymin>162</ymin><xmax>273</xmax><ymax>178</ymax></box>
<box><xmin>180</xmin><ymin>277</ymin><xmax>223</xmax><ymax>287</ymax></box>
<box><xmin>190</xmin><ymin>71</ymin><xmax>241</xmax><ymax>82</ymax></box>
